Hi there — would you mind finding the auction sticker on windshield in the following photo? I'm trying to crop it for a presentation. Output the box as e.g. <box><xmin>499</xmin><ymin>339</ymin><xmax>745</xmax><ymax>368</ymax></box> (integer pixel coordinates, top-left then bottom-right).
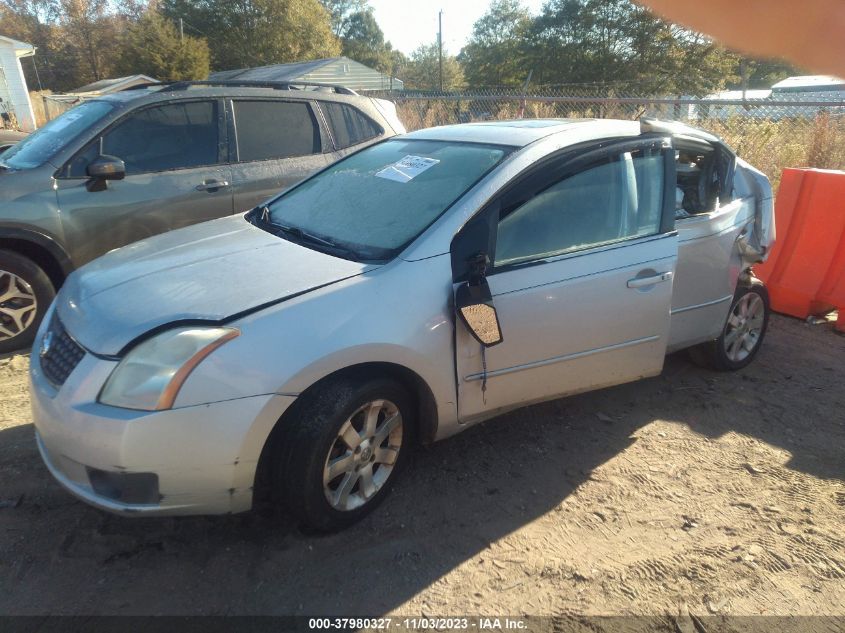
<box><xmin>375</xmin><ymin>155</ymin><xmax>440</xmax><ymax>183</ymax></box>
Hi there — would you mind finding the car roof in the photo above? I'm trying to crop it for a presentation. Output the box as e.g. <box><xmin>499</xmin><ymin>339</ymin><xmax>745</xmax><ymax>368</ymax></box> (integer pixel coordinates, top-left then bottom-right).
<box><xmin>400</xmin><ymin>118</ymin><xmax>726</xmax><ymax>148</ymax></box>
<box><xmin>402</xmin><ymin>119</ymin><xmax>643</xmax><ymax>147</ymax></box>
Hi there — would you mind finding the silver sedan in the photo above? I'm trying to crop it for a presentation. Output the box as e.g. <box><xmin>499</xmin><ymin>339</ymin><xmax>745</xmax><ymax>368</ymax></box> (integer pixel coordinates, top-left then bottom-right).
<box><xmin>29</xmin><ymin>118</ymin><xmax>774</xmax><ymax>531</ymax></box>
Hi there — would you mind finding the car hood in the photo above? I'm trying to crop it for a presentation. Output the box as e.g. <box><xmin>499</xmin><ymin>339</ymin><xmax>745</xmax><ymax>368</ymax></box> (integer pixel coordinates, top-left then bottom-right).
<box><xmin>56</xmin><ymin>215</ymin><xmax>376</xmax><ymax>356</ymax></box>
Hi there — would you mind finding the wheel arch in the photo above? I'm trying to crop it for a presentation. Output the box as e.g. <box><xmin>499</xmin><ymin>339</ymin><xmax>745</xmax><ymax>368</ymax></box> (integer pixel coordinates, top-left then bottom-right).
<box><xmin>252</xmin><ymin>361</ymin><xmax>440</xmax><ymax>509</ymax></box>
<box><xmin>281</xmin><ymin>361</ymin><xmax>438</xmax><ymax>445</ymax></box>
<box><xmin>0</xmin><ymin>228</ymin><xmax>74</xmax><ymax>291</ymax></box>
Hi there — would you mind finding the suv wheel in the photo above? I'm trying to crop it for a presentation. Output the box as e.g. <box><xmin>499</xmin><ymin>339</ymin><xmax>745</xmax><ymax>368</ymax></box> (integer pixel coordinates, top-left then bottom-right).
<box><xmin>269</xmin><ymin>376</ymin><xmax>414</xmax><ymax>532</ymax></box>
<box><xmin>0</xmin><ymin>250</ymin><xmax>56</xmax><ymax>354</ymax></box>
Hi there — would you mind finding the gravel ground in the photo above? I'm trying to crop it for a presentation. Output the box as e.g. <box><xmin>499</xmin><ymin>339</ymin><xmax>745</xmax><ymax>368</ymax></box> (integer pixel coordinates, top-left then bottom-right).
<box><xmin>0</xmin><ymin>314</ymin><xmax>843</xmax><ymax>620</ymax></box>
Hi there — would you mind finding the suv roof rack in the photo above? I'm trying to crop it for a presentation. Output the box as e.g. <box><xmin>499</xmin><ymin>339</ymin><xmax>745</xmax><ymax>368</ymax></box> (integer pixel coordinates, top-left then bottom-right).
<box><xmin>145</xmin><ymin>80</ymin><xmax>359</xmax><ymax>96</ymax></box>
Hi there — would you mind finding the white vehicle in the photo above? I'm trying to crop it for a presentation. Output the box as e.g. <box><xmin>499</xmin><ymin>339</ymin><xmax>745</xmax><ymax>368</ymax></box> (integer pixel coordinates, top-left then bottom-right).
<box><xmin>30</xmin><ymin>118</ymin><xmax>774</xmax><ymax>531</ymax></box>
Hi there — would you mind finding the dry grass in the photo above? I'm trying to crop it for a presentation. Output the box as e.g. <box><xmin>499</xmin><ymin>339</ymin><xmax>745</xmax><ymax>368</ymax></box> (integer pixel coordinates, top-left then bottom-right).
<box><xmin>706</xmin><ymin>113</ymin><xmax>845</xmax><ymax>191</ymax></box>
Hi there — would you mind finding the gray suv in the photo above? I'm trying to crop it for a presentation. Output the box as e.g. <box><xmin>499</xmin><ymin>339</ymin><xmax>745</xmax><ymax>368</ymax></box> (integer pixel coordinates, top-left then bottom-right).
<box><xmin>0</xmin><ymin>81</ymin><xmax>404</xmax><ymax>352</ymax></box>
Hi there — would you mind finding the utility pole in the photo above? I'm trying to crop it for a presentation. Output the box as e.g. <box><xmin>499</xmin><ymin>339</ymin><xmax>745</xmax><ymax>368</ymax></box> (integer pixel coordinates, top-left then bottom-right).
<box><xmin>438</xmin><ymin>9</ymin><xmax>443</xmax><ymax>93</ymax></box>
<box><xmin>179</xmin><ymin>18</ymin><xmax>184</xmax><ymax>42</ymax></box>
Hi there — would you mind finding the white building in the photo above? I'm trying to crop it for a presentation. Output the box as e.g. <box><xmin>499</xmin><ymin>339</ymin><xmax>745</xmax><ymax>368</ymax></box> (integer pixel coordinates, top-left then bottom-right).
<box><xmin>0</xmin><ymin>35</ymin><xmax>36</xmax><ymax>132</ymax></box>
<box><xmin>770</xmin><ymin>75</ymin><xmax>845</xmax><ymax>96</ymax></box>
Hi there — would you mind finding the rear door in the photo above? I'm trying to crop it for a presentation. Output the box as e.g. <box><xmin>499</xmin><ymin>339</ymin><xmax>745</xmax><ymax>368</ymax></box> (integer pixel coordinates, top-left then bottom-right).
<box><xmin>55</xmin><ymin>99</ymin><xmax>233</xmax><ymax>266</ymax></box>
<box><xmin>454</xmin><ymin>137</ymin><xmax>679</xmax><ymax>422</ymax></box>
<box><xmin>228</xmin><ymin>98</ymin><xmax>333</xmax><ymax>212</ymax></box>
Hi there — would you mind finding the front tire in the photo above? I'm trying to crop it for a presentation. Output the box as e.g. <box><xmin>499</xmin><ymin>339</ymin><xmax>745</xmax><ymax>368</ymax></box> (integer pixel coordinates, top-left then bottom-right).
<box><xmin>689</xmin><ymin>280</ymin><xmax>770</xmax><ymax>371</ymax></box>
<box><xmin>271</xmin><ymin>376</ymin><xmax>414</xmax><ymax>532</ymax></box>
<box><xmin>0</xmin><ymin>250</ymin><xmax>55</xmax><ymax>354</ymax></box>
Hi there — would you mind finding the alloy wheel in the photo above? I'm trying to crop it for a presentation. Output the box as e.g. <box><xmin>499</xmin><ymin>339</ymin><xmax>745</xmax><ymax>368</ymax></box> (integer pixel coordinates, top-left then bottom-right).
<box><xmin>323</xmin><ymin>399</ymin><xmax>403</xmax><ymax>511</ymax></box>
<box><xmin>723</xmin><ymin>292</ymin><xmax>765</xmax><ymax>362</ymax></box>
<box><xmin>0</xmin><ymin>270</ymin><xmax>38</xmax><ymax>342</ymax></box>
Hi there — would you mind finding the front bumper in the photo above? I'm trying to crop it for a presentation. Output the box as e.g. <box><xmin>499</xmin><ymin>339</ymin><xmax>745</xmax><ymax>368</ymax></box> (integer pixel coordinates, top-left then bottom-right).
<box><xmin>30</xmin><ymin>347</ymin><xmax>295</xmax><ymax>516</ymax></box>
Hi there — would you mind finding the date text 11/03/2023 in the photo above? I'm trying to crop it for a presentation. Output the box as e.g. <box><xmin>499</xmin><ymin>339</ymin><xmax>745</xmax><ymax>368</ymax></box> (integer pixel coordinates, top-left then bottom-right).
<box><xmin>308</xmin><ymin>618</ymin><xmax>528</xmax><ymax>630</ymax></box>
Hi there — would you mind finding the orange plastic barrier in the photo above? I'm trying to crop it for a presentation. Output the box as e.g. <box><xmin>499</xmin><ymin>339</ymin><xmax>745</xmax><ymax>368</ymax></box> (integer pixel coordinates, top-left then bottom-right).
<box><xmin>754</xmin><ymin>168</ymin><xmax>845</xmax><ymax>332</ymax></box>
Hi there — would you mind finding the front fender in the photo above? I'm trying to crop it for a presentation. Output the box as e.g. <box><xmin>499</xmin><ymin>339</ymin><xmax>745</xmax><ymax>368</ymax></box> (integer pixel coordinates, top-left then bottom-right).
<box><xmin>171</xmin><ymin>257</ymin><xmax>459</xmax><ymax>431</ymax></box>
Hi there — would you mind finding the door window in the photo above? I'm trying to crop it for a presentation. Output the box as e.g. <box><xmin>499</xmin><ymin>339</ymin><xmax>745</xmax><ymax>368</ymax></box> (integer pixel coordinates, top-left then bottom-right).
<box><xmin>101</xmin><ymin>101</ymin><xmax>219</xmax><ymax>175</ymax></box>
<box><xmin>233</xmin><ymin>100</ymin><xmax>320</xmax><ymax>162</ymax></box>
<box><xmin>65</xmin><ymin>101</ymin><xmax>220</xmax><ymax>178</ymax></box>
<box><xmin>320</xmin><ymin>102</ymin><xmax>382</xmax><ymax>149</ymax></box>
<box><xmin>495</xmin><ymin>148</ymin><xmax>665</xmax><ymax>267</ymax></box>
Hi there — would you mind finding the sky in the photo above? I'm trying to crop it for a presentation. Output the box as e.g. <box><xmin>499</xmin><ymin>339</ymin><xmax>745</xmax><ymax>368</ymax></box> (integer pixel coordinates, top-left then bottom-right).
<box><xmin>368</xmin><ymin>0</ymin><xmax>546</xmax><ymax>56</ymax></box>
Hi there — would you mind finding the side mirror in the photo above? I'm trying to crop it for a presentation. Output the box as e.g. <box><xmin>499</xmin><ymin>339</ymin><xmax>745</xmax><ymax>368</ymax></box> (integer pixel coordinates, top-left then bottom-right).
<box><xmin>455</xmin><ymin>277</ymin><xmax>503</xmax><ymax>347</ymax></box>
<box><xmin>87</xmin><ymin>155</ymin><xmax>125</xmax><ymax>181</ymax></box>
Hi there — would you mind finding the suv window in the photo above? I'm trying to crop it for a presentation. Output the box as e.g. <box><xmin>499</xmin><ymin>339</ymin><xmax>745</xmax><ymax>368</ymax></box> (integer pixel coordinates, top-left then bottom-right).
<box><xmin>68</xmin><ymin>101</ymin><xmax>220</xmax><ymax>177</ymax></box>
<box><xmin>233</xmin><ymin>100</ymin><xmax>320</xmax><ymax>162</ymax></box>
<box><xmin>320</xmin><ymin>102</ymin><xmax>382</xmax><ymax>149</ymax></box>
<box><xmin>495</xmin><ymin>148</ymin><xmax>665</xmax><ymax>267</ymax></box>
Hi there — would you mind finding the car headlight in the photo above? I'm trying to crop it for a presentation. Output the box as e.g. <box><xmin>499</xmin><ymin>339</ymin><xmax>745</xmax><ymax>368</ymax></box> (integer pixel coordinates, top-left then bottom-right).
<box><xmin>99</xmin><ymin>326</ymin><xmax>239</xmax><ymax>411</ymax></box>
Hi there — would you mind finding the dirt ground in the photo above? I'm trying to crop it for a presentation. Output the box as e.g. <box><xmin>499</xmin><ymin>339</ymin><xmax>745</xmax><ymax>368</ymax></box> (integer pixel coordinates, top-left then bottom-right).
<box><xmin>1</xmin><ymin>314</ymin><xmax>844</xmax><ymax>620</ymax></box>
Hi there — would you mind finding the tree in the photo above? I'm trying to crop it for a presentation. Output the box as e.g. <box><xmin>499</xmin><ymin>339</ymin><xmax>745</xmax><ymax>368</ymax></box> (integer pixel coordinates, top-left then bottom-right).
<box><xmin>340</xmin><ymin>8</ymin><xmax>398</xmax><ymax>73</ymax></box>
<box><xmin>400</xmin><ymin>42</ymin><xmax>464</xmax><ymax>92</ymax></box>
<box><xmin>319</xmin><ymin>0</ymin><xmax>366</xmax><ymax>37</ymax></box>
<box><xmin>729</xmin><ymin>57</ymin><xmax>803</xmax><ymax>91</ymax></box>
<box><xmin>58</xmin><ymin>0</ymin><xmax>121</xmax><ymax>84</ymax></box>
<box><xmin>524</xmin><ymin>0</ymin><xmax>737</xmax><ymax>95</ymax></box>
<box><xmin>461</xmin><ymin>0</ymin><xmax>532</xmax><ymax>87</ymax></box>
<box><xmin>0</xmin><ymin>0</ymin><xmax>132</xmax><ymax>90</ymax></box>
<box><xmin>0</xmin><ymin>0</ymin><xmax>60</xmax><ymax>88</ymax></box>
<box><xmin>159</xmin><ymin>0</ymin><xmax>340</xmax><ymax>71</ymax></box>
<box><xmin>114</xmin><ymin>9</ymin><xmax>210</xmax><ymax>81</ymax></box>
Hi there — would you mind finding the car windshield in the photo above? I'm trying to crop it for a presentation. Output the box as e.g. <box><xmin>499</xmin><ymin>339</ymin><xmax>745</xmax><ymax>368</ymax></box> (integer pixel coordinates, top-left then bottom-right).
<box><xmin>0</xmin><ymin>101</ymin><xmax>114</xmax><ymax>170</ymax></box>
<box><xmin>264</xmin><ymin>139</ymin><xmax>512</xmax><ymax>261</ymax></box>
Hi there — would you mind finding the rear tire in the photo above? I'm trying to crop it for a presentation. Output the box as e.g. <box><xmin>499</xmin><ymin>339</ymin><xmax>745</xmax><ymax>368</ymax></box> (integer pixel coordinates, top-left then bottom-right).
<box><xmin>688</xmin><ymin>279</ymin><xmax>769</xmax><ymax>371</ymax></box>
<box><xmin>0</xmin><ymin>250</ymin><xmax>55</xmax><ymax>354</ymax></box>
<box><xmin>269</xmin><ymin>376</ymin><xmax>414</xmax><ymax>532</ymax></box>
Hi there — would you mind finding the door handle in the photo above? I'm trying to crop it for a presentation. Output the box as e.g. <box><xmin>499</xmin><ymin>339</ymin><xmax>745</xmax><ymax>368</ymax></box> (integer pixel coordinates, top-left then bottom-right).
<box><xmin>627</xmin><ymin>271</ymin><xmax>673</xmax><ymax>288</ymax></box>
<box><xmin>195</xmin><ymin>179</ymin><xmax>230</xmax><ymax>192</ymax></box>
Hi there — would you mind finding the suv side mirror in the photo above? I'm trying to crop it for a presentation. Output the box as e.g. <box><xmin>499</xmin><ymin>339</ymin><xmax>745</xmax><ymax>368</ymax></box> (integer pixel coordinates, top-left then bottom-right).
<box><xmin>455</xmin><ymin>255</ymin><xmax>503</xmax><ymax>347</ymax></box>
<box><xmin>87</xmin><ymin>155</ymin><xmax>125</xmax><ymax>181</ymax></box>
<box><xmin>85</xmin><ymin>155</ymin><xmax>125</xmax><ymax>192</ymax></box>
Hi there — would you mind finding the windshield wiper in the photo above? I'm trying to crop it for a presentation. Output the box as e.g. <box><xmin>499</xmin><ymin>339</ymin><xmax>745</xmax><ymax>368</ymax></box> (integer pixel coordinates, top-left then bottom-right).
<box><xmin>252</xmin><ymin>205</ymin><xmax>357</xmax><ymax>259</ymax></box>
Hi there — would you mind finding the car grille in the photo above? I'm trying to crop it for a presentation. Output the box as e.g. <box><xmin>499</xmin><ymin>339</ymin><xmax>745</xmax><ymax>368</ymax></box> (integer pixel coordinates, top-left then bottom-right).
<box><xmin>40</xmin><ymin>315</ymin><xmax>85</xmax><ymax>388</ymax></box>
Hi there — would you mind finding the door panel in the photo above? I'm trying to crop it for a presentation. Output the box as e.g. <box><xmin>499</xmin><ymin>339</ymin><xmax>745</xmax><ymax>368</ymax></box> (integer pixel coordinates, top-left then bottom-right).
<box><xmin>453</xmin><ymin>136</ymin><xmax>678</xmax><ymax>423</ymax></box>
<box><xmin>56</xmin><ymin>165</ymin><xmax>234</xmax><ymax>266</ymax></box>
<box><xmin>55</xmin><ymin>98</ymin><xmax>233</xmax><ymax>266</ymax></box>
<box><xmin>456</xmin><ymin>235</ymin><xmax>678</xmax><ymax>421</ymax></box>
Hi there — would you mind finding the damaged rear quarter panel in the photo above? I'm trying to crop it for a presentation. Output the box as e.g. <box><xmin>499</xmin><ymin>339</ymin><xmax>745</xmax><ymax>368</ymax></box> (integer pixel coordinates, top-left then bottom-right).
<box><xmin>735</xmin><ymin>157</ymin><xmax>776</xmax><ymax>265</ymax></box>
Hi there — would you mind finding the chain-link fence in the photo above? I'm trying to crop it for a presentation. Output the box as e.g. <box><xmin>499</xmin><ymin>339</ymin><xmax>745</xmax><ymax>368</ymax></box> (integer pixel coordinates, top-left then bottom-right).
<box><xmin>25</xmin><ymin>86</ymin><xmax>845</xmax><ymax>192</ymax></box>
<box><xmin>373</xmin><ymin>89</ymin><xmax>845</xmax><ymax>191</ymax></box>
